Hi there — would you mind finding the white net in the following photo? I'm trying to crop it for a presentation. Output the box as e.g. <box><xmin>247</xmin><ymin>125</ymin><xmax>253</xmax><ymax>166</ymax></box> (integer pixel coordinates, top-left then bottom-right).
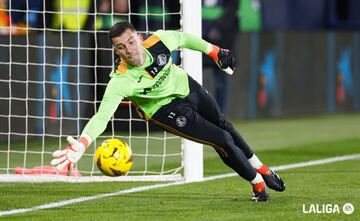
<box><xmin>0</xmin><ymin>0</ymin><xmax>185</xmax><ymax>182</ymax></box>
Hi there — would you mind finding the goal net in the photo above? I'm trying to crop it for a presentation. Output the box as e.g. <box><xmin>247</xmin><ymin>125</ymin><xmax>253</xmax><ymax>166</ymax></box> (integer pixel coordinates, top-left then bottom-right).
<box><xmin>0</xmin><ymin>0</ymin><xmax>202</xmax><ymax>182</ymax></box>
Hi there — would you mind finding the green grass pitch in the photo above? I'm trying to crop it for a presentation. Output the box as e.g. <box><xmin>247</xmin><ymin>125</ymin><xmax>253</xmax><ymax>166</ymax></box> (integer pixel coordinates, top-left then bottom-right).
<box><xmin>0</xmin><ymin>113</ymin><xmax>359</xmax><ymax>220</ymax></box>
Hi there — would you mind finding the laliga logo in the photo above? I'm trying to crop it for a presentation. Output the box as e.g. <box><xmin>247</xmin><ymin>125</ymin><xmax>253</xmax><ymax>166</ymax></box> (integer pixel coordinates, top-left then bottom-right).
<box><xmin>302</xmin><ymin>203</ymin><xmax>354</xmax><ymax>215</ymax></box>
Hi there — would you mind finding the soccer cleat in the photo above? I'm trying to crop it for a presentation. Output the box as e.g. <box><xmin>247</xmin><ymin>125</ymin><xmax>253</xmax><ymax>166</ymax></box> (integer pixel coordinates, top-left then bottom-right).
<box><xmin>258</xmin><ymin>166</ymin><xmax>286</xmax><ymax>192</ymax></box>
<box><xmin>252</xmin><ymin>182</ymin><xmax>270</xmax><ymax>202</ymax></box>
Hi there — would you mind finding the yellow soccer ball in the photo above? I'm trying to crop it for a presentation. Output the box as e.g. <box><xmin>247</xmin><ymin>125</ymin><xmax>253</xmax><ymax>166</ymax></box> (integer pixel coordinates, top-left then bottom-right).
<box><xmin>94</xmin><ymin>138</ymin><xmax>133</xmax><ymax>176</ymax></box>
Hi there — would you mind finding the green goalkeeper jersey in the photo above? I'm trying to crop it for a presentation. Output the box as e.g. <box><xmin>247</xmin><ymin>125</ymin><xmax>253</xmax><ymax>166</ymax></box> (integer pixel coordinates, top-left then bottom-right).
<box><xmin>81</xmin><ymin>30</ymin><xmax>212</xmax><ymax>140</ymax></box>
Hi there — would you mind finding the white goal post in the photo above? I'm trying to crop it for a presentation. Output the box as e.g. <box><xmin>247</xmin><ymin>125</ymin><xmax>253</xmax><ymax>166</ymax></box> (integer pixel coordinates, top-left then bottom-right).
<box><xmin>0</xmin><ymin>0</ymin><xmax>203</xmax><ymax>182</ymax></box>
<box><xmin>182</xmin><ymin>0</ymin><xmax>203</xmax><ymax>182</ymax></box>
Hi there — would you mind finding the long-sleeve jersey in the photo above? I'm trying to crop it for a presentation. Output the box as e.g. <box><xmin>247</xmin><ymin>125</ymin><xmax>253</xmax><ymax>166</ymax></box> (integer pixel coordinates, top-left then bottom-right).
<box><xmin>81</xmin><ymin>30</ymin><xmax>212</xmax><ymax>141</ymax></box>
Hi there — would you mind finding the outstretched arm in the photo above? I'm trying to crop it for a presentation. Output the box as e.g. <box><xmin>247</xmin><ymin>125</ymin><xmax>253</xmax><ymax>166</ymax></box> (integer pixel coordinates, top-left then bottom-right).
<box><xmin>51</xmin><ymin>77</ymin><xmax>127</xmax><ymax>171</ymax></box>
<box><xmin>156</xmin><ymin>30</ymin><xmax>235</xmax><ymax>75</ymax></box>
<box><xmin>80</xmin><ymin>94</ymin><xmax>122</xmax><ymax>143</ymax></box>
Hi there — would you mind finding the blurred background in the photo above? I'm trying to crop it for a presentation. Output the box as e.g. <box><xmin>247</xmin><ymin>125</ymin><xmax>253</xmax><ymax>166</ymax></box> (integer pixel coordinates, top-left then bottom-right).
<box><xmin>202</xmin><ymin>0</ymin><xmax>360</xmax><ymax>119</ymax></box>
<box><xmin>0</xmin><ymin>0</ymin><xmax>360</xmax><ymax>139</ymax></box>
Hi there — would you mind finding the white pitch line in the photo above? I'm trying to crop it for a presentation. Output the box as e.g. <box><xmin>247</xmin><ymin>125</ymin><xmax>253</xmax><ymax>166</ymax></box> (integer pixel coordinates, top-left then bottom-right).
<box><xmin>202</xmin><ymin>153</ymin><xmax>360</xmax><ymax>182</ymax></box>
<box><xmin>1</xmin><ymin>153</ymin><xmax>359</xmax><ymax>217</ymax></box>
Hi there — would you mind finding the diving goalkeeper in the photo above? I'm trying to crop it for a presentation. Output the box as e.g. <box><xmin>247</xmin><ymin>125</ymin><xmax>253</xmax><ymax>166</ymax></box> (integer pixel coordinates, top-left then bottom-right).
<box><xmin>51</xmin><ymin>22</ymin><xmax>285</xmax><ymax>202</ymax></box>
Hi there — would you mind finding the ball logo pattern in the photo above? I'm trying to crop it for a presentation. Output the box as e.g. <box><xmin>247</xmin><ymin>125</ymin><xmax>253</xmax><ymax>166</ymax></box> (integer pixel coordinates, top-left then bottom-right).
<box><xmin>94</xmin><ymin>138</ymin><xmax>133</xmax><ymax>176</ymax></box>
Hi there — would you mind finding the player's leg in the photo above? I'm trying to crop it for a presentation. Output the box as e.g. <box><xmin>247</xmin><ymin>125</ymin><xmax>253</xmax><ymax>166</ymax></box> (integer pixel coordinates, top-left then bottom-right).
<box><xmin>186</xmin><ymin>76</ymin><xmax>285</xmax><ymax>192</ymax></box>
<box><xmin>186</xmin><ymin>76</ymin><xmax>254</xmax><ymax>157</ymax></box>
<box><xmin>150</xmin><ymin>99</ymin><xmax>269</xmax><ymax>201</ymax></box>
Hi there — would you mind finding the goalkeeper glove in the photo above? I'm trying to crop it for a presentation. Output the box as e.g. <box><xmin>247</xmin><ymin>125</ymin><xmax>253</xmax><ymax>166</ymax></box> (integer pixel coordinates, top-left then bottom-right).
<box><xmin>208</xmin><ymin>45</ymin><xmax>235</xmax><ymax>75</ymax></box>
<box><xmin>51</xmin><ymin>136</ymin><xmax>88</xmax><ymax>171</ymax></box>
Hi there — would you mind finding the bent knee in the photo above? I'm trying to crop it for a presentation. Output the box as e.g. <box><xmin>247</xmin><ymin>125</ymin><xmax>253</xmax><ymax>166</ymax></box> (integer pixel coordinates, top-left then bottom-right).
<box><xmin>218</xmin><ymin>115</ymin><xmax>234</xmax><ymax>131</ymax></box>
<box><xmin>215</xmin><ymin>130</ymin><xmax>235</xmax><ymax>149</ymax></box>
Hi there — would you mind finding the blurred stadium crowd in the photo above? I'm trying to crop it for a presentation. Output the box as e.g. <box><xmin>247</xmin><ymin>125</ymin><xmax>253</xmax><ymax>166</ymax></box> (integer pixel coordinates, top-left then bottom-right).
<box><xmin>1</xmin><ymin>0</ymin><xmax>360</xmax><ymax>36</ymax></box>
<box><xmin>0</xmin><ymin>0</ymin><xmax>181</xmax><ymax>35</ymax></box>
<box><xmin>1</xmin><ymin>0</ymin><xmax>360</xmax><ymax>120</ymax></box>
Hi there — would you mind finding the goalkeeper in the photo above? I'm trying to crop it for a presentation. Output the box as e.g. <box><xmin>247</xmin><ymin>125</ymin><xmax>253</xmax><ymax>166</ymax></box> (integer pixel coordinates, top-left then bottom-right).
<box><xmin>51</xmin><ymin>22</ymin><xmax>285</xmax><ymax>202</ymax></box>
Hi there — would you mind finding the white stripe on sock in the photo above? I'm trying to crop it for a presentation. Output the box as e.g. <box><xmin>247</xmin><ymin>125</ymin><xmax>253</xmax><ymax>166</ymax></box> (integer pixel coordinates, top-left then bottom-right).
<box><xmin>248</xmin><ymin>154</ymin><xmax>263</xmax><ymax>169</ymax></box>
<box><xmin>250</xmin><ymin>173</ymin><xmax>263</xmax><ymax>184</ymax></box>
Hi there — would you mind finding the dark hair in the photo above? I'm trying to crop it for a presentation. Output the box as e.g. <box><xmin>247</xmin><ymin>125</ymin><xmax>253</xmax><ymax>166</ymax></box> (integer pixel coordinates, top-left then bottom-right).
<box><xmin>109</xmin><ymin>22</ymin><xmax>136</xmax><ymax>40</ymax></box>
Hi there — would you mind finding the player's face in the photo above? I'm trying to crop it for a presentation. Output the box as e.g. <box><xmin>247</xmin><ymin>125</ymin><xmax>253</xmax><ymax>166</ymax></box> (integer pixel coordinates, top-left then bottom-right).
<box><xmin>112</xmin><ymin>29</ymin><xmax>145</xmax><ymax>67</ymax></box>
